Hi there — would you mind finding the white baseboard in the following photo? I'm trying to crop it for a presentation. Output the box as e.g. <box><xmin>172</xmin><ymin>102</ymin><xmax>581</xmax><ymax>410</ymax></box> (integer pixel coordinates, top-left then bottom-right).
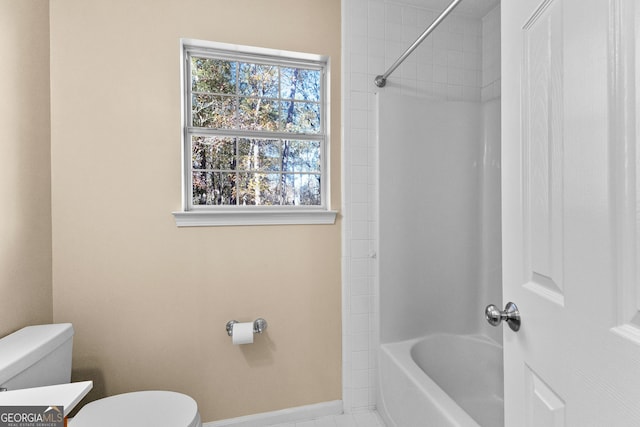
<box><xmin>203</xmin><ymin>400</ymin><xmax>343</xmax><ymax>427</ymax></box>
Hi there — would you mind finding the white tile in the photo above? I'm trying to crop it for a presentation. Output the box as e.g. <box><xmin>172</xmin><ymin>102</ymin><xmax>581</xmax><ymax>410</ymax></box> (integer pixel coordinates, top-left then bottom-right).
<box><xmin>463</xmin><ymin>86</ymin><xmax>481</xmax><ymax>102</ymax></box>
<box><xmin>447</xmin><ymin>68</ymin><xmax>464</xmax><ymax>86</ymax></box>
<box><xmin>351</xmin><ymin>35</ymin><xmax>368</xmax><ymax>55</ymax></box>
<box><xmin>433</xmin><ymin>65</ymin><xmax>448</xmax><ymax>84</ymax></box>
<box><xmin>463</xmin><ymin>51</ymin><xmax>481</xmax><ymax>70</ymax></box>
<box><xmin>349</xmin><ymin>276</ymin><xmax>370</xmax><ymax>296</ymax></box>
<box><xmin>449</xmin><ymin>17</ymin><xmax>467</xmax><ymax>35</ymax></box>
<box><xmin>385</xmin><ymin>4</ymin><xmax>402</xmax><ymax>24</ymax></box>
<box><xmin>433</xmin><ymin>47</ymin><xmax>448</xmax><ymax>66</ymax></box>
<box><xmin>368</xmin><ymin>55</ymin><xmax>384</xmax><ymax>78</ymax></box>
<box><xmin>463</xmin><ymin>69</ymin><xmax>479</xmax><ymax>87</ymax></box>
<box><xmin>446</xmin><ymin>32</ymin><xmax>464</xmax><ymax>51</ymax></box>
<box><xmin>351</xmin><ymin>331</ymin><xmax>370</xmax><ymax>352</ymax></box>
<box><xmin>401</xmin><ymin>6</ymin><xmax>418</xmax><ymax>28</ymax></box>
<box><xmin>447</xmin><ymin>50</ymin><xmax>463</xmax><ymax>68</ymax></box>
<box><xmin>463</xmin><ymin>34</ymin><xmax>481</xmax><ymax>52</ymax></box>
<box><xmin>415</xmin><ymin>9</ymin><xmax>436</xmax><ymax>28</ymax></box>
<box><xmin>351</xmin><ymin>53</ymin><xmax>368</xmax><ymax>75</ymax></box>
<box><xmin>351</xmin><ymin>350</ymin><xmax>370</xmax><ymax>370</ymax></box>
<box><xmin>334</xmin><ymin>415</ymin><xmax>356</xmax><ymax>427</ymax></box>
<box><xmin>350</xmin><ymin>109</ymin><xmax>368</xmax><ymax>130</ymax></box>
<box><xmin>402</xmin><ymin>25</ymin><xmax>421</xmax><ymax>44</ymax></box>
<box><xmin>465</xmin><ymin>19</ymin><xmax>482</xmax><ymax>37</ymax></box>
<box><xmin>350</xmin><ymin>128</ymin><xmax>368</xmax><ymax>148</ymax></box>
<box><xmin>350</xmin><ymin>72</ymin><xmax>369</xmax><ymax>93</ymax></box>
<box><xmin>415</xmin><ymin>43</ymin><xmax>433</xmax><ymax>64</ymax></box>
<box><xmin>351</xmin><ymin>313</ymin><xmax>370</xmax><ymax>333</ymax></box>
<box><xmin>350</xmin><ymin>258</ymin><xmax>369</xmax><ymax>278</ymax></box>
<box><xmin>351</xmin><ymin>164</ymin><xmax>368</xmax><ymax>185</ymax></box>
<box><xmin>350</xmin><ymin>388</ymin><xmax>370</xmax><ymax>409</ymax></box>
<box><xmin>384</xmin><ymin>40</ymin><xmax>404</xmax><ymax>64</ymax></box>
<box><xmin>385</xmin><ymin>22</ymin><xmax>403</xmax><ymax>43</ymax></box>
<box><xmin>314</xmin><ymin>416</ymin><xmax>338</xmax><ymax>427</ymax></box>
<box><xmin>351</xmin><ymin>147</ymin><xmax>368</xmax><ymax>166</ymax></box>
<box><xmin>353</xmin><ymin>411</ymin><xmax>383</xmax><ymax>426</ymax></box>
<box><xmin>349</xmin><ymin>92</ymin><xmax>369</xmax><ymax>110</ymax></box>
<box><xmin>431</xmin><ymin>29</ymin><xmax>448</xmax><ymax>50</ymax></box>
<box><xmin>368</xmin><ymin>2</ymin><xmax>385</xmax><ymax>26</ymax></box>
<box><xmin>351</xmin><ymin>295</ymin><xmax>371</xmax><ymax>314</ymax></box>
<box><xmin>352</xmin><ymin>368</ymin><xmax>370</xmax><ymax>389</ymax></box>
<box><xmin>350</xmin><ymin>219</ymin><xmax>369</xmax><ymax>239</ymax></box>
<box><xmin>350</xmin><ymin>13</ymin><xmax>368</xmax><ymax>38</ymax></box>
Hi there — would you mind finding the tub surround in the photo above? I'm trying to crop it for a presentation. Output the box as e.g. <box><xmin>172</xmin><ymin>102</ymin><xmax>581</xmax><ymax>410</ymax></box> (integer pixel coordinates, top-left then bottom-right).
<box><xmin>376</xmin><ymin>92</ymin><xmax>502</xmax><ymax>425</ymax></box>
<box><xmin>342</xmin><ymin>0</ymin><xmax>501</xmax><ymax>413</ymax></box>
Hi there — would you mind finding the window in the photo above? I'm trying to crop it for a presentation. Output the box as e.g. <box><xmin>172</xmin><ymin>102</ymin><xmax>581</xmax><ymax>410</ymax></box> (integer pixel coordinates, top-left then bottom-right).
<box><xmin>174</xmin><ymin>40</ymin><xmax>337</xmax><ymax>226</ymax></box>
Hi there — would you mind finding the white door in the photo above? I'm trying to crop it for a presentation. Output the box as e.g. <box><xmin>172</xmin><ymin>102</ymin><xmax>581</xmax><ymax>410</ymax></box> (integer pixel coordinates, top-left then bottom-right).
<box><xmin>501</xmin><ymin>0</ymin><xmax>640</xmax><ymax>425</ymax></box>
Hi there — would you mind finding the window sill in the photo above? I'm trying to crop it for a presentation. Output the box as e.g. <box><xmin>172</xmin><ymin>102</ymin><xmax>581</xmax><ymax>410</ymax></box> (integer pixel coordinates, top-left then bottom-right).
<box><xmin>172</xmin><ymin>209</ymin><xmax>338</xmax><ymax>227</ymax></box>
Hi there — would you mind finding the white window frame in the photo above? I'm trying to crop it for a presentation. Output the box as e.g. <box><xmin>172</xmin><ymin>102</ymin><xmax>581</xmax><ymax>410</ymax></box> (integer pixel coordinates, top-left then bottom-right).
<box><xmin>173</xmin><ymin>39</ymin><xmax>337</xmax><ymax>227</ymax></box>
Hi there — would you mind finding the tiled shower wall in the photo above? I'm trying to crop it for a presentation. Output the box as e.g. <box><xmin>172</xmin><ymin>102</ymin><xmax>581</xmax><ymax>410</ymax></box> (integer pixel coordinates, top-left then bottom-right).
<box><xmin>482</xmin><ymin>5</ymin><xmax>501</xmax><ymax>101</ymax></box>
<box><xmin>341</xmin><ymin>0</ymin><xmax>500</xmax><ymax>413</ymax></box>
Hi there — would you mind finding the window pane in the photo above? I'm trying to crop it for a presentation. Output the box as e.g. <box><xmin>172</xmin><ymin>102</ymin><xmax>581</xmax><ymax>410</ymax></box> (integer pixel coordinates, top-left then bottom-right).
<box><xmin>237</xmin><ymin>139</ymin><xmax>281</xmax><ymax>172</ymax></box>
<box><xmin>191</xmin><ymin>57</ymin><xmax>236</xmax><ymax>94</ymax></box>
<box><xmin>281</xmin><ymin>68</ymin><xmax>321</xmax><ymax>101</ymax></box>
<box><xmin>192</xmin><ymin>94</ymin><xmax>236</xmax><ymax>129</ymax></box>
<box><xmin>238</xmin><ymin>98</ymin><xmax>279</xmax><ymax>131</ymax></box>
<box><xmin>237</xmin><ymin>173</ymin><xmax>281</xmax><ymax>206</ymax></box>
<box><xmin>282</xmin><ymin>174</ymin><xmax>321</xmax><ymax>206</ymax></box>
<box><xmin>238</xmin><ymin>63</ymin><xmax>279</xmax><ymax>98</ymax></box>
<box><xmin>192</xmin><ymin>136</ymin><xmax>236</xmax><ymax>170</ymax></box>
<box><xmin>282</xmin><ymin>140</ymin><xmax>321</xmax><ymax>172</ymax></box>
<box><xmin>280</xmin><ymin>101</ymin><xmax>320</xmax><ymax>133</ymax></box>
<box><xmin>192</xmin><ymin>172</ymin><xmax>236</xmax><ymax>205</ymax></box>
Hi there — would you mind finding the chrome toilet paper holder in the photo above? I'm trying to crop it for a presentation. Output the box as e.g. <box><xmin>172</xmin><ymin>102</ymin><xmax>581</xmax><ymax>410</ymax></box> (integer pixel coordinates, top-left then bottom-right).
<box><xmin>226</xmin><ymin>318</ymin><xmax>268</xmax><ymax>336</ymax></box>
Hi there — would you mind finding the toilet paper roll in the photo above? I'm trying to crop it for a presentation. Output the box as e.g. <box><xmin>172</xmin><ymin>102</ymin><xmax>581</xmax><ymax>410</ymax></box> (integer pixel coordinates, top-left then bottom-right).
<box><xmin>232</xmin><ymin>322</ymin><xmax>254</xmax><ymax>345</ymax></box>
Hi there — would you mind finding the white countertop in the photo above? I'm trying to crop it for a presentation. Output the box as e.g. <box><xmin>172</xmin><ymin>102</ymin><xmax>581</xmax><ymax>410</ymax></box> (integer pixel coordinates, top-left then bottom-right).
<box><xmin>0</xmin><ymin>381</ymin><xmax>93</xmax><ymax>417</ymax></box>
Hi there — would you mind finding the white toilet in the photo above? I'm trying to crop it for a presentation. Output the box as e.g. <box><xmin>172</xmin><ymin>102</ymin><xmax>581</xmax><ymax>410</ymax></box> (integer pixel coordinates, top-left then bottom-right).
<box><xmin>0</xmin><ymin>323</ymin><xmax>202</xmax><ymax>427</ymax></box>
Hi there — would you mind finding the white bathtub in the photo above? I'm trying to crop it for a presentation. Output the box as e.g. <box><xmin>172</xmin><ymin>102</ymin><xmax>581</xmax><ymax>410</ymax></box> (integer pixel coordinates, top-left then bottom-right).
<box><xmin>378</xmin><ymin>334</ymin><xmax>503</xmax><ymax>427</ymax></box>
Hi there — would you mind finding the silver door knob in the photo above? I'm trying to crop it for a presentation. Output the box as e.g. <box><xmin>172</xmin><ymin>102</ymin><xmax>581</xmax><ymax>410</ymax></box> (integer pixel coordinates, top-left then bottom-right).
<box><xmin>485</xmin><ymin>302</ymin><xmax>521</xmax><ymax>331</ymax></box>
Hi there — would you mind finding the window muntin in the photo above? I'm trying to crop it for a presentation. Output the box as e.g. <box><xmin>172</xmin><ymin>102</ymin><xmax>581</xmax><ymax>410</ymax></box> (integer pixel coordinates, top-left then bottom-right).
<box><xmin>184</xmin><ymin>45</ymin><xmax>327</xmax><ymax>211</ymax></box>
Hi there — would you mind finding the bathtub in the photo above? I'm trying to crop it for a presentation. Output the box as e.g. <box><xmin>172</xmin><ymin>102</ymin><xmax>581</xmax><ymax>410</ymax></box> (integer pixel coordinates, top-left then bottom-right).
<box><xmin>378</xmin><ymin>334</ymin><xmax>503</xmax><ymax>427</ymax></box>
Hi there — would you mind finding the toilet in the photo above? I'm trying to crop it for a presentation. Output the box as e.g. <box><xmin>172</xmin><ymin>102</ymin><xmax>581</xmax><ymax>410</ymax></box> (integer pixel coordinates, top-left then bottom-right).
<box><xmin>0</xmin><ymin>323</ymin><xmax>201</xmax><ymax>427</ymax></box>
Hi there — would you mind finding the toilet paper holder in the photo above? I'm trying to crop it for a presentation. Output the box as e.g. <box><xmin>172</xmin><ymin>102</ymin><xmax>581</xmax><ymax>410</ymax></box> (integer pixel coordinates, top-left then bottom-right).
<box><xmin>226</xmin><ymin>318</ymin><xmax>268</xmax><ymax>336</ymax></box>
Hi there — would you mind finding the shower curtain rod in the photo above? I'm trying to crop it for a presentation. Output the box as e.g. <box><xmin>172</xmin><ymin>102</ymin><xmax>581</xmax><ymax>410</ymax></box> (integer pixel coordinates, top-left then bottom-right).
<box><xmin>374</xmin><ymin>0</ymin><xmax>464</xmax><ymax>88</ymax></box>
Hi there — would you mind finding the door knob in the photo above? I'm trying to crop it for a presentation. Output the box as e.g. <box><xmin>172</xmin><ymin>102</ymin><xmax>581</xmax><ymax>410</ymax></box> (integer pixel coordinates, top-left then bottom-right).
<box><xmin>485</xmin><ymin>302</ymin><xmax>521</xmax><ymax>331</ymax></box>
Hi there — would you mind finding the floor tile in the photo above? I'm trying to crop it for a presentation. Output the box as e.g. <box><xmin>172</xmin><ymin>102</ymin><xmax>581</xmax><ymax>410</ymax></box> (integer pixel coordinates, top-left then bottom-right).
<box><xmin>268</xmin><ymin>411</ymin><xmax>386</xmax><ymax>427</ymax></box>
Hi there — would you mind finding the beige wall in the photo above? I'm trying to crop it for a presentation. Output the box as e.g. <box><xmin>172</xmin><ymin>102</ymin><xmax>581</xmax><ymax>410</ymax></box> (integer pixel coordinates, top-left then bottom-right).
<box><xmin>49</xmin><ymin>0</ymin><xmax>341</xmax><ymax>422</ymax></box>
<box><xmin>0</xmin><ymin>0</ymin><xmax>53</xmax><ymax>336</ymax></box>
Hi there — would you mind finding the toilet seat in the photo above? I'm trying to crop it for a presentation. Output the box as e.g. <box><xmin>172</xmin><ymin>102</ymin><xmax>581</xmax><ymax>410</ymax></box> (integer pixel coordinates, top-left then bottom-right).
<box><xmin>70</xmin><ymin>390</ymin><xmax>201</xmax><ymax>427</ymax></box>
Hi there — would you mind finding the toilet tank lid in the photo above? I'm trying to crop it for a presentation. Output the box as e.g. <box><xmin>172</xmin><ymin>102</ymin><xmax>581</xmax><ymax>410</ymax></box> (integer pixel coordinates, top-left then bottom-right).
<box><xmin>0</xmin><ymin>324</ymin><xmax>74</xmax><ymax>386</ymax></box>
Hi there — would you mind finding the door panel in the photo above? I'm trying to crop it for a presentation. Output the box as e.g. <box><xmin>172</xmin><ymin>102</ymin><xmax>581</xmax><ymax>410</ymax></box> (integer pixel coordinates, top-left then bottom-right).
<box><xmin>521</xmin><ymin>0</ymin><xmax>565</xmax><ymax>306</ymax></box>
<box><xmin>525</xmin><ymin>367</ymin><xmax>565</xmax><ymax>427</ymax></box>
<box><xmin>502</xmin><ymin>0</ymin><xmax>640</xmax><ymax>425</ymax></box>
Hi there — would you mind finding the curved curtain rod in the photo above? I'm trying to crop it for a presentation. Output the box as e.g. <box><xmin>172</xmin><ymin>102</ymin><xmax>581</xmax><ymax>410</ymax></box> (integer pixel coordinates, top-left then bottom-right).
<box><xmin>374</xmin><ymin>0</ymin><xmax>464</xmax><ymax>87</ymax></box>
